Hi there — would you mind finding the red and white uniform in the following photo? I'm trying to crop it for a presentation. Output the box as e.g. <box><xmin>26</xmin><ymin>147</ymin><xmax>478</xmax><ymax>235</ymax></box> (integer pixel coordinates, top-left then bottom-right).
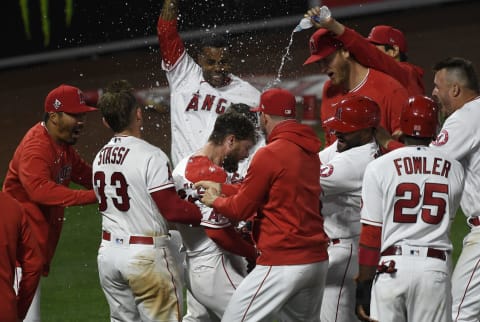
<box><xmin>321</xmin><ymin>69</ymin><xmax>409</xmax><ymax>145</ymax></box>
<box><xmin>361</xmin><ymin>146</ymin><xmax>464</xmax><ymax>322</ymax></box>
<box><xmin>93</xmin><ymin>135</ymin><xmax>183</xmax><ymax>322</ymax></box>
<box><xmin>429</xmin><ymin>96</ymin><xmax>480</xmax><ymax>321</ymax></box>
<box><xmin>212</xmin><ymin>120</ymin><xmax>329</xmax><ymax>321</ymax></box>
<box><xmin>173</xmin><ymin>155</ymin><xmax>248</xmax><ymax>320</ymax></box>
<box><xmin>0</xmin><ymin>193</ymin><xmax>42</xmax><ymax>322</ymax></box>
<box><xmin>319</xmin><ymin>140</ymin><xmax>379</xmax><ymax>322</ymax></box>
<box><xmin>157</xmin><ymin>19</ymin><xmax>261</xmax><ymax>166</ymax></box>
<box><xmin>337</xmin><ymin>27</ymin><xmax>425</xmax><ymax>96</ymax></box>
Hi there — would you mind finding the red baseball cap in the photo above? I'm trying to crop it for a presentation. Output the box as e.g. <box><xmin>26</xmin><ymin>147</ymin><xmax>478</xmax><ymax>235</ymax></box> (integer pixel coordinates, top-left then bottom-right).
<box><xmin>45</xmin><ymin>84</ymin><xmax>97</xmax><ymax>113</ymax></box>
<box><xmin>251</xmin><ymin>88</ymin><xmax>296</xmax><ymax>117</ymax></box>
<box><xmin>303</xmin><ymin>29</ymin><xmax>343</xmax><ymax>66</ymax></box>
<box><xmin>367</xmin><ymin>25</ymin><xmax>407</xmax><ymax>53</ymax></box>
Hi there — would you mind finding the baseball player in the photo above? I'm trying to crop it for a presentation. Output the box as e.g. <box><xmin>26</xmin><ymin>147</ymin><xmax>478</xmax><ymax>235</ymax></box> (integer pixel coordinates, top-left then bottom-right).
<box><xmin>172</xmin><ymin>112</ymin><xmax>258</xmax><ymax>321</ymax></box>
<box><xmin>2</xmin><ymin>84</ymin><xmax>98</xmax><ymax>322</ymax></box>
<box><xmin>357</xmin><ymin>95</ymin><xmax>465</xmax><ymax>322</ymax></box>
<box><xmin>319</xmin><ymin>96</ymin><xmax>381</xmax><ymax>322</ymax></box>
<box><xmin>197</xmin><ymin>88</ymin><xmax>330</xmax><ymax>322</ymax></box>
<box><xmin>93</xmin><ymin>80</ymin><xmax>203</xmax><ymax>322</ymax></box>
<box><xmin>427</xmin><ymin>57</ymin><xmax>480</xmax><ymax>322</ymax></box>
<box><xmin>306</xmin><ymin>6</ymin><xmax>424</xmax><ymax>95</ymax></box>
<box><xmin>303</xmin><ymin>28</ymin><xmax>409</xmax><ymax>146</ymax></box>
<box><xmin>0</xmin><ymin>192</ymin><xmax>42</xmax><ymax>322</ymax></box>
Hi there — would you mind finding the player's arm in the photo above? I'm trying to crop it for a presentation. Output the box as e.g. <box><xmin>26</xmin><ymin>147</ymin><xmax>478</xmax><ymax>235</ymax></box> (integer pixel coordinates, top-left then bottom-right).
<box><xmin>71</xmin><ymin>150</ymin><xmax>94</xmax><ymax>189</ymax></box>
<box><xmin>151</xmin><ymin>187</ymin><xmax>202</xmax><ymax>225</ymax></box>
<box><xmin>18</xmin><ymin>145</ymin><xmax>96</xmax><ymax>206</ymax></box>
<box><xmin>205</xmin><ymin>226</ymin><xmax>257</xmax><ymax>261</ymax></box>
<box><xmin>15</xmin><ymin>204</ymin><xmax>43</xmax><ymax>319</ymax></box>
<box><xmin>375</xmin><ymin>125</ymin><xmax>405</xmax><ymax>153</ymax></box>
<box><xmin>157</xmin><ymin>0</ymin><xmax>184</xmax><ymax>68</ymax></box>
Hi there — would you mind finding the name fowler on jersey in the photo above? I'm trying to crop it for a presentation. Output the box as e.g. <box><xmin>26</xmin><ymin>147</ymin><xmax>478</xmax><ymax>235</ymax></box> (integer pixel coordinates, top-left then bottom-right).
<box><xmin>393</xmin><ymin>156</ymin><xmax>451</xmax><ymax>178</ymax></box>
<box><xmin>185</xmin><ymin>91</ymin><xmax>229</xmax><ymax>114</ymax></box>
<box><xmin>96</xmin><ymin>146</ymin><xmax>131</xmax><ymax>166</ymax></box>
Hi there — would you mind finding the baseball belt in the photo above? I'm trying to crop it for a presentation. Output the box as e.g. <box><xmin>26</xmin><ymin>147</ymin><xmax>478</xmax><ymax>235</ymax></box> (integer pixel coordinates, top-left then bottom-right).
<box><xmin>381</xmin><ymin>245</ymin><xmax>446</xmax><ymax>261</ymax></box>
<box><xmin>102</xmin><ymin>230</ymin><xmax>160</xmax><ymax>245</ymax></box>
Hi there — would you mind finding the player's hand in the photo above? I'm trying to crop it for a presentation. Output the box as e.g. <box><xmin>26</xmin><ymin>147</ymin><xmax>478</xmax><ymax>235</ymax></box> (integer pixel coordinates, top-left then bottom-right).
<box><xmin>200</xmin><ymin>187</ymin><xmax>220</xmax><ymax>207</ymax></box>
<box><xmin>375</xmin><ymin>125</ymin><xmax>394</xmax><ymax>149</ymax></box>
<box><xmin>355</xmin><ymin>279</ymin><xmax>377</xmax><ymax>322</ymax></box>
<box><xmin>194</xmin><ymin>180</ymin><xmax>221</xmax><ymax>194</ymax></box>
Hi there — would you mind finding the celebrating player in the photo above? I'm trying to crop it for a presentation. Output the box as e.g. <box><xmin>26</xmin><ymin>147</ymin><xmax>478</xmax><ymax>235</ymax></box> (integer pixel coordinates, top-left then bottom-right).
<box><xmin>172</xmin><ymin>111</ymin><xmax>258</xmax><ymax>320</ymax></box>
<box><xmin>427</xmin><ymin>57</ymin><xmax>480</xmax><ymax>322</ymax></box>
<box><xmin>357</xmin><ymin>95</ymin><xmax>464</xmax><ymax>321</ymax></box>
<box><xmin>93</xmin><ymin>80</ymin><xmax>203</xmax><ymax>322</ymax></box>
<box><xmin>306</xmin><ymin>6</ymin><xmax>424</xmax><ymax>95</ymax></box>
<box><xmin>303</xmin><ymin>28</ymin><xmax>409</xmax><ymax>146</ymax></box>
<box><xmin>2</xmin><ymin>84</ymin><xmax>98</xmax><ymax>322</ymax></box>
<box><xmin>0</xmin><ymin>192</ymin><xmax>42</xmax><ymax>322</ymax></box>
<box><xmin>197</xmin><ymin>88</ymin><xmax>329</xmax><ymax>322</ymax></box>
<box><xmin>319</xmin><ymin>96</ymin><xmax>381</xmax><ymax>322</ymax></box>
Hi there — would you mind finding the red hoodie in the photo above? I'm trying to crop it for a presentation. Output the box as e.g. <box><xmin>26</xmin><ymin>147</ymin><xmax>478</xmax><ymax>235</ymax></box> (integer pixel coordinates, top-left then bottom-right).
<box><xmin>213</xmin><ymin>120</ymin><xmax>329</xmax><ymax>265</ymax></box>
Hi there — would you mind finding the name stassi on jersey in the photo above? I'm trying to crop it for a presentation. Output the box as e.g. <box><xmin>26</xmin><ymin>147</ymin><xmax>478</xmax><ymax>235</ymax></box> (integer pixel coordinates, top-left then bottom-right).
<box><xmin>97</xmin><ymin>146</ymin><xmax>130</xmax><ymax>166</ymax></box>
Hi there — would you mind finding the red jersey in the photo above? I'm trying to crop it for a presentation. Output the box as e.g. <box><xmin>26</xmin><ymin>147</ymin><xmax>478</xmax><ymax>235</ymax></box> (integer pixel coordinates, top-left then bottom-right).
<box><xmin>338</xmin><ymin>27</ymin><xmax>424</xmax><ymax>96</ymax></box>
<box><xmin>213</xmin><ymin>120</ymin><xmax>329</xmax><ymax>266</ymax></box>
<box><xmin>3</xmin><ymin>122</ymin><xmax>96</xmax><ymax>275</ymax></box>
<box><xmin>0</xmin><ymin>192</ymin><xmax>42</xmax><ymax>321</ymax></box>
<box><xmin>321</xmin><ymin>68</ymin><xmax>409</xmax><ymax>146</ymax></box>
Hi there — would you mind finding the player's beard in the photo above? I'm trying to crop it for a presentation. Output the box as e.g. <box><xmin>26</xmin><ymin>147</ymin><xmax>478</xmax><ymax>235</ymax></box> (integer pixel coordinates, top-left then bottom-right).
<box><xmin>222</xmin><ymin>153</ymin><xmax>239</xmax><ymax>173</ymax></box>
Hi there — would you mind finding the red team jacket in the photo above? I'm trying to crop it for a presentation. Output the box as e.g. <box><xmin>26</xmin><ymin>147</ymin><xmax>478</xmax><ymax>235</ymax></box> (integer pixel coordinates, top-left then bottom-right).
<box><xmin>0</xmin><ymin>192</ymin><xmax>42</xmax><ymax>321</ymax></box>
<box><xmin>3</xmin><ymin>123</ymin><xmax>96</xmax><ymax>275</ymax></box>
<box><xmin>321</xmin><ymin>68</ymin><xmax>409</xmax><ymax>146</ymax></box>
<box><xmin>337</xmin><ymin>27</ymin><xmax>425</xmax><ymax>96</ymax></box>
<box><xmin>213</xmin><ymin>120</ymin><xmax>329</xmax><ymax>266</ymax></box>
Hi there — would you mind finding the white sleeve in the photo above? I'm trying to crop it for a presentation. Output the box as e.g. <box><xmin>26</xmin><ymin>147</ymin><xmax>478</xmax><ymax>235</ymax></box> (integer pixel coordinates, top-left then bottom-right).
<box><xmin>360</xmin><ymin>162</ymin><xmax>384</xmax><ymax>227</ymax></box>
<box><xmin>320</xmin><ymin>154</ymin><xmax>363</xmax><ymax>197</ymax></box>
<box><xmin>165</xmin><ymin>52</ymin><xmax>203</xmax><ymax>92</ymax></box>
<box><xmin>146</xmin><ymin>150</ymin><xmax>175</xmax><ymax>193</ymax></box>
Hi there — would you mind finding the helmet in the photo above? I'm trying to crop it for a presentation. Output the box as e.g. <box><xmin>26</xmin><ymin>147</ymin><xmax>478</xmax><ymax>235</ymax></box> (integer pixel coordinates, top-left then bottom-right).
<box><xmin>400</xmin><ymin>95</ymin><xmax>439</xmax><ymax>138</ymax></box>
<box><xmin>323</xmin><ymin>95</ymin><xmax>380</xmax><ymax>133</ymax></box>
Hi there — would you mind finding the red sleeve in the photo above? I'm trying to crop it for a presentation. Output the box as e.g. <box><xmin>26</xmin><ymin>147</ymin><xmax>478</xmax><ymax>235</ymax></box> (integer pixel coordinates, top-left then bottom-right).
<box><xmin>157</xmin><ymin>17</ymin><xmax>185</xmax><ymax>68</ymax></box>
<box><xmin>338</xmin><ymin>27</ymin><xmax>412</xmax><ymax>90</ymax></box>
<box><xmin>18</xmin><ymin>143</ymin><xmax>97</xmax><ymax>207</ymax></box>
<box><xmin>15</xmin><ymin>204</ymin><xmax>43</xmax><ymax>319</ymax></box>
<box><xmin>358</xmin><ymin>224</ymin><xmax>381</xmax><ymax>267</ymax></box>
<box><xmin>151</xmin><ymin>187</ymin><xmax>202</xmax><ymax>225</ymax></box>
<box><xmin>70</xmin><ymin>149</ymin><xmax>93</xmax><ymax>189</ymax></box>
<box><xmin>205</xmin><ymin>226</ymin><xmax>257</xmax><ymax>261</ymax></box>
<box><xmin>385</xmin><ymin>140</ymin><xmax>405</xmax><ymax>153</ymax></box>
<box><xmin>221</xmin><ymin>183</ymin><xmax>241</xmax><ymax>196</ymax></box>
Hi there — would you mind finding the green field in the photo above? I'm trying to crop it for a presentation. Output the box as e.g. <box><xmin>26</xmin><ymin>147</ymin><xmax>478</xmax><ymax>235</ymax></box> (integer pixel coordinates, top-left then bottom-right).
<box><xmin>40</xmin><ymin>202</ymin><xmax>470</xmax><ymax>321</ymax></box>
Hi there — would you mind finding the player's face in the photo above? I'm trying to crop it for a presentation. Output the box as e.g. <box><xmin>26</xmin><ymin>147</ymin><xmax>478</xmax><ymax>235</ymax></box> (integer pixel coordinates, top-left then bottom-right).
<box><xmin>52</xmin><ymin>112</ymin><xmax>87</xmax><ymax>145</ymax></box>
<box><xmin>316</xmin><ymin>50</ymin><xmax>349</xmax><ymax>87</ymax></box>
<box><xmin>198</xmin><ymin>47</ymin><xmax>232</xmax><ymax>88</ymax></box>
<box><xmin>432</xmin><ymin>69</ymin><xmax>455</xmax><ymax>118</ymax></box>
<box><xmin>223</xmin><ymin>139</ymin><xmax>254</xmax><ymax>173</ymax></box>
<box><xmin>334</xmin><ymin>128</ymin><xmax>370</xmax><ymax>152</ymax></box>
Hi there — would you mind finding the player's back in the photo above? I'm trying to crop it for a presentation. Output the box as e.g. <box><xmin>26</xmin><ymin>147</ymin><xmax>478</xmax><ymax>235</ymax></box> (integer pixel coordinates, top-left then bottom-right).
<box><xmin>93</xmin><ymin>135</ymin><xmax>172</xmax><ymax>237</ymax></box>
<box><xmin>363</xmin><ymin>146</ymin><xmax>464</xmax><ymax>252</ymax></box>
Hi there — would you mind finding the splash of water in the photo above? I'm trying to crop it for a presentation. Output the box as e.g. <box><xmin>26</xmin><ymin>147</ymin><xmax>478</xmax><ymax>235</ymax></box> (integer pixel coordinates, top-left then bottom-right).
<box><xmin>263</xmin><ymin>30</ymin><xmax>295</xmax><ymax>90</ymax></box>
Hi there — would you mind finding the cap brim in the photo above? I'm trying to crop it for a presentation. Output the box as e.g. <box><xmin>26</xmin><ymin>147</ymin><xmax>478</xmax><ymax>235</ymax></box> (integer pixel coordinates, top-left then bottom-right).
<box><xmin>323</xmin><ymin>118</ymin><xmax>358</xmax><ymax>133</ymax></box>
<box><xmin>68</xmin><ymin>105</ymin><xmax>98</xmax><ymax>113</ymax></box>
<box><xmin>303</xmin><ymin>46</ymin><xmax>337</xmax><ymax>66</ymax></box>
<box><xmin>303</xmin><ymin>54</ymin><xmax>324</xmax><ymax>66</ymax></box>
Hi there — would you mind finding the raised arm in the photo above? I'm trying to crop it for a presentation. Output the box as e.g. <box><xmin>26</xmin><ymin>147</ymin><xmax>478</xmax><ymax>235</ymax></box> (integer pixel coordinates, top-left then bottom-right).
<box><xmin>157</xmin><ymin>0</ymin><xmax>184</xmax><ymax>68</ymax></box>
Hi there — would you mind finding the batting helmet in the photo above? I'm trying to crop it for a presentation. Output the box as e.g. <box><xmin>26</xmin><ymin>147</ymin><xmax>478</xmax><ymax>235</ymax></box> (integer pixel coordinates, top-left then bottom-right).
<box><xmin>400</xmin><ymin>95</ymin><xmax>439</xmax><ymax>138</ymax></box>
<box><xmin>323</xmin><ymin>95</ymin><xmax>380</xmax><ymax>133</ymax></box>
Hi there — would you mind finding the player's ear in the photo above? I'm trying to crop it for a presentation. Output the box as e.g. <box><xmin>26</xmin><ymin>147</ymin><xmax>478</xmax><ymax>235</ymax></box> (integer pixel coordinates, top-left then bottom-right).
<box><xmin>452</xmin><ymin>83</ymin><xmax>460</xmax><ymax>97</ymax></box>
<box><xmin>102</xmin><ymin>117</ymin><xmax>111</xmax><ymax>130</ymax></box>
<box><xmin>48</xmin><ymin>112</ymin><xmax>59</xmax><ymax>125</ymax></box>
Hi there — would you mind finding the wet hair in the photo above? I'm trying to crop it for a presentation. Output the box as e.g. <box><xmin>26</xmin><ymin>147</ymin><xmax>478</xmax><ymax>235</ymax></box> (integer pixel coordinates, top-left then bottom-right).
<box><xmin>97</xmin><ymin>80</ymin><xmax>137</xmax><ymax>133</ymax></box>
<box><xmin>200</xmin><ymin>32</ymin><xmax>229</xmax><ymax>49</ymax></box>
<box><xmin>208</xmin><ymin>112</ymin><xmax>256</xmax><ymax>145</ymax></box>
<box><xmin>226</xmin><ymin>103</ymin><xmax>259</xmax><ymax>127</ymax></box>
<box><xmin>433</xmin><ymin>57</ymin><xmax>480</xmax><ymax>93</ymax></box>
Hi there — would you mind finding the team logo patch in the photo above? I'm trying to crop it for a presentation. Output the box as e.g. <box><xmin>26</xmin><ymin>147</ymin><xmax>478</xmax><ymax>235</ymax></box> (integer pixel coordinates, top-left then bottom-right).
<box><xmin>320</xmin><ymin>164</ymin><xmax>334</xmax><ymax>177</ymax></box>
<box><xmin>431</xmin><ymin>129</ymin><xmax>449</xmax><ymax>146</ymax></box>
<box><xmin>53</xmin><ymin>99</ymin><xmax>62</xmax><ymax>110</ymax></box>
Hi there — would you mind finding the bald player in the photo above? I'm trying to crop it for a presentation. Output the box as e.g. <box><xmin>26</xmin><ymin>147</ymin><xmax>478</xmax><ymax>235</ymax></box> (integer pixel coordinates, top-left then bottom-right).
<box><xmin>303</xmin><ymin>28</ymin><xmax>409</xmax><ymax>146</ymax></box>
<box><xmin>319</xmin><ymin>96</ymin><xmax>380</xmax><ymax>322</ymax></box>
<box><xmin>93</xmin><ymin>80</ymin><xmax>202</xmax><ymax>322</ymax></box>
<box><xmin>306</xmin><ymin>6</ymin><xmax>424</xmax><ymax>95</ymax></box>
<box><xmin>357</xmin><ymin>95</ymin><xmax>464</xmax><ymax>322</ymax></box>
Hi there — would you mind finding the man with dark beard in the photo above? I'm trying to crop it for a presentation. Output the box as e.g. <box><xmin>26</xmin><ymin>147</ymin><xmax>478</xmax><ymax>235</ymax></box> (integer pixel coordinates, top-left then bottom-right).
<box><xmin>171</xmin><ymin>111</ymin><xmax>258</xmax><ymax>321</ymax></box>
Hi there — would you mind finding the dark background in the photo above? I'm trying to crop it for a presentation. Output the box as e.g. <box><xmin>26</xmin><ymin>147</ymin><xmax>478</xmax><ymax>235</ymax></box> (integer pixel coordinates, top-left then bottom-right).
<box><xmin>1</xmin><ymin>0</ymin><xmax>479</xmax><ymax>177</ymax></box>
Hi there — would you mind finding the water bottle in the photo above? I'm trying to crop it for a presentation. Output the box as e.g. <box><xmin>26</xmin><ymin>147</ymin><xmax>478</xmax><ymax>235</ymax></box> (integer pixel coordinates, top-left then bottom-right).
<box><xmin>293</xmin><ymin>6</ymin><xmax>331</xmax><ymax>33</ymax></box>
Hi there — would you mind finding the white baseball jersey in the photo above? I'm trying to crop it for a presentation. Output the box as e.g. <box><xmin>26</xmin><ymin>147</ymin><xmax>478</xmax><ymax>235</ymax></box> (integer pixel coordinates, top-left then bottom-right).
<box><xmin>92</xmin><ymin>135</ymin><xmax>183</xmax><ymax>321</ymax></box>
<box><xmin>320</xmin><ymin>139</ymin><xmax>379</xmax><ymax>239</ymax></box>
<box><xmin>163</xmin><ymin>51</ymin><xmax>261</xmax><ymax>166</ymax></box>
<box><xmin>429</xmin><ymin>96</ymin><xmax>480</xmax><ymax>321</ymax></box>
<box><xmin>361</xmin><ymin>146</ymin><xmax>464</xmax><ymax>252</ymax></box>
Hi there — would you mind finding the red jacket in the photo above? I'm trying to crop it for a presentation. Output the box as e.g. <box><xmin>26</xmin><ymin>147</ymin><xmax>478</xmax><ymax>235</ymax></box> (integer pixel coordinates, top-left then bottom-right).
<box><xmin>3</xmin><ymin>123</ymin><xmax>96</xmax><ymax>275</ymax></box>
<box><xmin>213</xmin><ymin>120</ymin><xmax>329</xmax><ymax>265</ymax></box>
<box><xmin>337</xmin><ymin>27</ymin><xmax>425</xmax><ymax>96</ymax></box>
<box><xmin>0</xmin><ymin>192</ymin><xmax>43</xmax><ymax>321</ymax></box>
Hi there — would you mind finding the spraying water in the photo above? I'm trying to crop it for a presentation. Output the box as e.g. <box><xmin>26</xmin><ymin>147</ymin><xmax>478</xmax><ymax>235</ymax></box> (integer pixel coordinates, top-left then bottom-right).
<box><xmin>264</xmin><ymin>30</ymin><xmax>295</xmax><ymax>90</ymax></box>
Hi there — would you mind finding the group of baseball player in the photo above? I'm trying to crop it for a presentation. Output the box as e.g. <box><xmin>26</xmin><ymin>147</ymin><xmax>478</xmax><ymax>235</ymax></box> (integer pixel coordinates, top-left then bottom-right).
<box><xmin>2</xmin><ymin>1</ymin><xmax>480</xmax><ymax>322</ymax></box>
